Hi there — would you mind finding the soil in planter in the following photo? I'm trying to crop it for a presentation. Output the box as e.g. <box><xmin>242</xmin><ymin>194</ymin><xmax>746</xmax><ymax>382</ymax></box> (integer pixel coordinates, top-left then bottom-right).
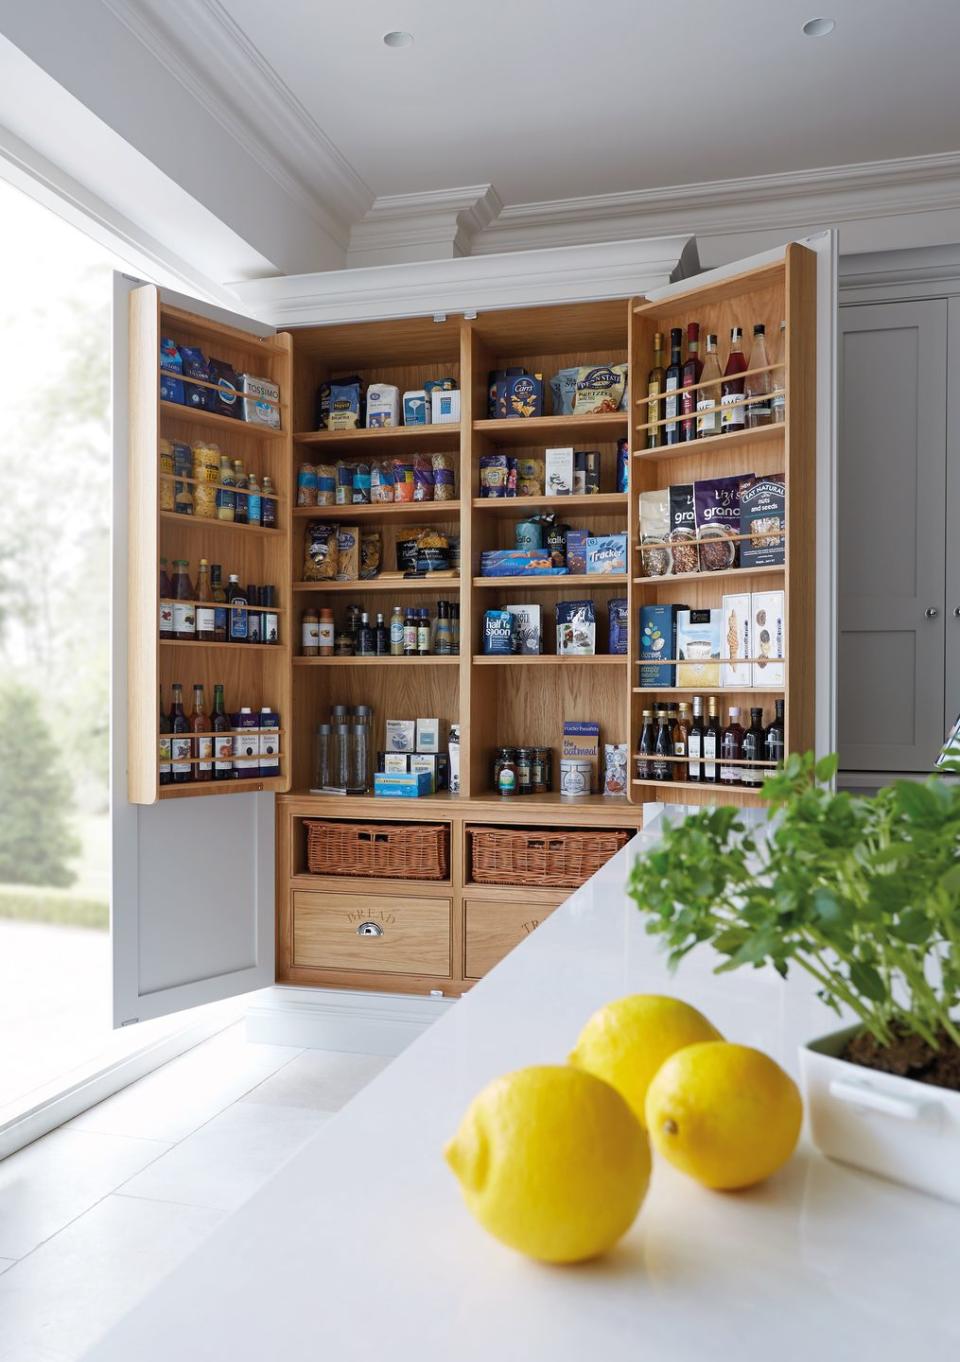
<box><xmin>844</xmin><ymin>1025</ymin><xmax>960</xmax><ymax>1092</ymax></box>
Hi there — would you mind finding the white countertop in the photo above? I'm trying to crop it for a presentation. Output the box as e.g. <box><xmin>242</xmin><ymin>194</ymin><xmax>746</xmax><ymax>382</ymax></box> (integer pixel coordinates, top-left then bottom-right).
<box><xmin>84</xmin><ymin>819</ymin><xmax>959</xmax><ymax>1360</ymax></box>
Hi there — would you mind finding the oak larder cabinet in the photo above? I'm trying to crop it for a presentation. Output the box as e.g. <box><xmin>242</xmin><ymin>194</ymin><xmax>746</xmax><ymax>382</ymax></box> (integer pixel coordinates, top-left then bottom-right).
<box><xmin>115</xmin><ymin>238</ymin><xmax>826</xmax><ymax>1025</ymax></box>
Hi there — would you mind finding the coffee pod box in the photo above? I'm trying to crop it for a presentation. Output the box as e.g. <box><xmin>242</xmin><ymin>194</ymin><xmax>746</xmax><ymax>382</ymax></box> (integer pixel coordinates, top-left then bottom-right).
<box><xmin>415</xmin><ymin>718</ymin><xmax>440</xmax><ymax>753</ymax></box>
<box><xmin>385</xmin><ymin>719</ymin><xmax>416</xmax><ymax>752</ymax></box>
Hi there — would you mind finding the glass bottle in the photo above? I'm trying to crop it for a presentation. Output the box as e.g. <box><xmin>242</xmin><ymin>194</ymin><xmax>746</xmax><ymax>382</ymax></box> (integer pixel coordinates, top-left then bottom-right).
<box><xmin>745</xmin><ymin>324</ymin><xmax>773</xmax><ymax>427</ymax></box>
<box><xmin>227</xmin><ymin>574</ymin><xmax>248</xmax><ymax>642</ymax></box>
<box><xmin>497</xmin><ymin>748</ymin><xmax>517</xmax><ymax>797</ymax></box>
<box><xmin>195</xmin><ymin>558</ymin><xmax>215</xmax><ymax>642</ymax></box>
<box><xmin>402</xmin><ymin>608</ymin><xmax>417</xmax><ymax>657</ymax></box>
<box><xmin>159</xmin><ymin>558</ymin><xmax>174</xmax><ymax>640</ymax></box>
<box><xmin>652</xmin><ymin>712</ymin><xmax>673</xmax><ymax>781</ymax></box>
<box><xmin>261</xmin><ymin>476</ymin><xmax>277</xmax><ymax>529</ymax></box>
<box><xmin>721</xmin><ymin>327</ymin><xmax>748</xmax><ymax>434</ymax></box>
<box><xmin>375</xmin><ymin>612</ymin><xmax>388</xmax><ymax>656</ymax></box>
<box><xmin>703</xmin><ymin>696</ymin><xmax>721</xmax><ymax>784</ymax></box>
<box><xmin>680</xmin><ymin>322</ymin><xmax>703</xmax><ymax>443</ymax></box>
<box><xmin>357</xmin><ymin>611</ymin><xmax>375</xmax><ymax>656</ymax></box>
<box><xmin>212</xmin><ymin>683</ymin><xmax>232</xmax><ymax>780</ymax></box>
<box><xmin>313</xmin><ymin>723</ymin><xmax>331</xmax><ymax>791</ymax></box>
<box><xmin>190</xmin><ymin>683</ymin><xmax>212</xmax><ymax>782</ymax></box>
<box><xmin>450</xmin><ymin>602</ymin><xmax>460</xmax><ymax>655</ymax></box>
<box><xmin>246</xmin><ymin>472</ymin><xmax>262</xmax><ymax>527</ymax></box>
<box><xmin>333</xmin><ymin>722</ymin><xmax>351</xmax><ymax>790</ymax></box>
<box><xmin>687</xmin><ymin>696</ymin><xmax>704</xmax><ymax>783</ymax></box>
<box><xmin>673</xmin><ymin>703</ymin><xmax>690</xmax><ymax>783</ymax></box>
<box><xmin>169</xmin><ymin>682</ymin><xmax>191</xmax><ymax>783</ymax></box>
<box><xmin>390</xmin><ymin>605</ymin><xmax>404</xmax><ymax>656</ymax></box>
<box><xmin>217</xmin><ymin>453</ymin><xmax>235</xmax><ymax>522</ymax></box>
<box><xmin>434</xmin><ymin>601</ymin><xmax>452</xmax><ymax>655</ymax></box>
<box><xmin>350</xmin><ymin>705</ymin><xmax>373</xmax><ymax>793</ymax></box>
<box><xmin>720</xmin><ymin>706</ymin><xmax>745</xmax><ymax>786</ymax></box>
<box><xmin>232</xmin><ymin>459</ymin><xmax>248</xmax><ymax>524</ymax></box>
<box><xmin>645</xmin><ymin>331</ymin><xmax>666</xmax><ymax>450</ymax></box>
<box><xmin>247</xmin><ymin>585</ymin><xmax>262</xmax><ymax>645</ymax></box>
<box><xmin>417</xmin><ymin>608</ymin><xmax>431</xmax><ymax>657</ymax></box>
<box><xmin>741</xmin><ymin>707</ymin><xmax>767</xmax><ymax>788</ymax></box>
<box><xmin>171</xmin><ymin>560</ymin><xmax>195</xmax><ymax>640</ymax></box>
<box><xmin>696</xmin><ymin>334</ymin><xmax>722</xmax><ymax>439</ymax></box>
<box><xmin>663</xmin><ymin>326</ymin><xmax>683</xmax><ymax>446</ymax></box>
<box><xmin>158</xmin><ymin>688</ymin><xmax>172</xmax><ymax>785</ymax></box>
<box><xmin>771</xmin><ymin>319</ymin><xmax>787</xmax><ymax>424</ymax></box>
<box><xmin>262</xmin><ymin>587</ymin><xmax>279</xmax><ymax>644</ymax></box>
<box><xmin>765</xmin><ymin>698</ymin><xmax>786</xmax><ymax>765</ymax></box>
<box><xmin>211</xmin><ymin>563</ymin><xmax>228</xmax><ymax>642</ymax></box>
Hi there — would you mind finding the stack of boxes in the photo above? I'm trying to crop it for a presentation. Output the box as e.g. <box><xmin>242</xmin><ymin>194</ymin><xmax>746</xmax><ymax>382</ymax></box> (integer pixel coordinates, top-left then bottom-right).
<box><xmin>375</xmin><ymin>718</ymin><xmax>448</xmax><ymax>797</ymax></box>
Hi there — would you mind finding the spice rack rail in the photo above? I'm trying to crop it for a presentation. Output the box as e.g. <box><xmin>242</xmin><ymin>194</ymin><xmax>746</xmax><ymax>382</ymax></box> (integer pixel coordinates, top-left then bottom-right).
<box><xmin>633</xmin><ymin>686</ymin><xmax>785</xmax><ymax>696</ymax></box>
<box><xmin>293</xmin><ymin>577</ymin><xmax>460</xmax><ymax>593</ymax></box>
<box><xmin>633</xmin><ymin>564</ymin><xmax>784</xmax><ymax>587</ymax></box>
<box><xmin>292</xmin><ymin>502</ymin><xmax>460</xmax><ymax>521</ymax></box>
<box><xmin>473</xmin><ymin>654</ymin><xmax>627</xmax><ymax>666</ymax></box>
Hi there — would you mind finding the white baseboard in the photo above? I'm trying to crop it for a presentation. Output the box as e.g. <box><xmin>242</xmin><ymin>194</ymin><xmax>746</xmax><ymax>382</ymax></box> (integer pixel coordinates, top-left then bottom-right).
<box><xmin>245</xmin><ymin>986</ymin><xmax>455</xmax><ymax>1055</ymax></box>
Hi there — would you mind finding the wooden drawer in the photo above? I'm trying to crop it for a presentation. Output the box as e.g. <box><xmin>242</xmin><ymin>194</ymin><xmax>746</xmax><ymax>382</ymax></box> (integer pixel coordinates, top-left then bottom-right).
<box><xmin>292</xmin><ymin>891</ymin><xmax>452</xmax><ymax>977</ymax></box>
<box><xmin>463</xmin><ymin>898</ymin><xmax>559</xmax><ymax>980</ymax></box>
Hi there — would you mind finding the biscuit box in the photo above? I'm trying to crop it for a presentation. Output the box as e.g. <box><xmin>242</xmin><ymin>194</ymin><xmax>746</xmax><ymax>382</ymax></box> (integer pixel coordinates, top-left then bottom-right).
<box><xmin>377</xmin><ymin>752</ymin><xmax>409</xmax><ymax>774</ymax></box>
<box><xmin>504</xmin><ymin>372</ymin><xmax>544</xmax><ymax>419</ymax></box>
<box><xmin>565</xmin><ymin>528</ymin><xmax>590</xmax><ymax>575</ymax></box>
<box><xmin>488</xmin><ymin>367</ymin><xmax>526</xmax><ymax>419</ymax></box>
<box><xmin>586</xmin><ymin>534</ymin><xmax>628</xmax><ymax>575</ymax></box>
<box><xmin>415</xmin><ymin>718</ymin><xmax>440</xmax><ymax>753</ymax></box>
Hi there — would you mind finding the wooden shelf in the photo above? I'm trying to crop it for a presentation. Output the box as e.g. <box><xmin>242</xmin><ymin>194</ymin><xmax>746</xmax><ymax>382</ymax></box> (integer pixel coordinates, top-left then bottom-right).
<box><xmin>472</xmin><ymin>492</ymin><xmax>627</xmax><ymax>518</ymax></box>
<box><xmin>293</xmin><ymin>655</ymin><xmax>459</xmax><ymax>666</ymax></box>
<box><xmin>473</xmin><ymin>412</ymin><xmax>627</xmax><ymax>446</ymax></box>
<box><xmin>159</xmin><ymin>776</ymin><xmax>287</xmax><ymax>799</ymax></box>
<box><xmin>160</xmin><ymin>638</ymin><xmax>283</xmax><ymax>650</ymax></box>
<box><xmin>633</xmin><ymin>686</ymin><xmax>785</xmax><ymax>695</ymax></box>
<box><xmin>160</xmin><ymin>399</ymin><xmax>284</xmax><ymax>439</ymax></box>
<box><xmin>631</xmin><ymin>777</ymin><xmax>767</xmax><ymax>797</ymax></box>
<box><xmin>292</xmin><ymin>576</ymin><xmax>459</xmax><ymax>593</ymax></box>
<box><xmin>292</xmin><ymin>500</ymin><xmax>459</xmax><ymax>520</ymax></box>
<box><xmin>159</xmin><ymin>511</ymin><xmax>281</xmax><ymax>537</ymax></box>
<box><xmin>633</xmin><ymin>423</ymin><xmax>783</xmax><ymax>463</ymax></box>
<box><xmin>633</xmin><ymin>564</ymin><xmax>785</xmax><ymax>587</ymax></box>
<box><xmin>473</xmin><ymin>573</ymin><xmax>627</xmax><ymax>589</ymax></box>
<box><xmin>473</xmin><ymin>654</ymin><xmax>627</xmax><ymax>666</ymax></box>
<box><xmin>293</xmin><ymin>425</ymin><xmax>460</xmax><ymax>453</ymax></box>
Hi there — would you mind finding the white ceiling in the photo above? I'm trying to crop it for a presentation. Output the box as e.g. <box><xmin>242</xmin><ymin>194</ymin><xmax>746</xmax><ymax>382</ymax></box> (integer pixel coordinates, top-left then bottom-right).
<box><xmin>220</xmin><ymin>0</ymin><xmax>960</xmax><ymax>205</ymax></box>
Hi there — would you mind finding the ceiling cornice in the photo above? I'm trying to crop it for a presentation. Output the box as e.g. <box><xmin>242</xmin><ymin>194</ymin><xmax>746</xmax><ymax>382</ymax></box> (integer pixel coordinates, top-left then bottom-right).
<box><xmin>101</xmin><ymin>0</ymin><xmax>373</xmax><ymax>247</ymax></box>
<box><xmin>472</xmin><ymin>151</ymin><xmax>960</xmax><ymax>254</ymax></box>
<box><xmin>347</xmin><ymin>185</ymin><xmax>503</xmax><ymax>266</ymax></box>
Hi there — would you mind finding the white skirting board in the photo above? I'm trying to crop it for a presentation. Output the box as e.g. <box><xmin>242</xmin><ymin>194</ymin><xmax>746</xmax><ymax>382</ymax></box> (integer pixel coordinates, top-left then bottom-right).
<box><xmin>245</xmin><ymin>986</ymin><xmax>456</xmax><ymax>1055</ymax></box>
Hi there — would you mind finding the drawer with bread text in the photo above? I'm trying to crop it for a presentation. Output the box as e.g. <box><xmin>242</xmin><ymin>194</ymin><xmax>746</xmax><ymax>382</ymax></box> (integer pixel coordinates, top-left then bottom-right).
<box><xmin>292</xmin><ymin>891</ymin><xmax>452</xmax><ymax>977</ymax></box>
<box><xmin>463</xmin><ymin>898</ymin><xmax>561</xmax><ymax>980</ymax></box>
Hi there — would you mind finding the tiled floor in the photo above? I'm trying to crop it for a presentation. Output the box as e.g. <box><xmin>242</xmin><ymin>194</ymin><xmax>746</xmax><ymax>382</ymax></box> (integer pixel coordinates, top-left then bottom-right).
<box><xmin>0</xmin><ymin>1023</ymin><xmax>391</xmax><ymax>1362</ymax></box>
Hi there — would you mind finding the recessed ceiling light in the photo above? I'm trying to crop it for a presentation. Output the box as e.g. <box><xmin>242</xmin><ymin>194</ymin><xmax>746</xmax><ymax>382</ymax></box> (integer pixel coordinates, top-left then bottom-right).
<box><xmin>383</xmin><ymin>30</ymin><xmax>413</xmax><ymax>48</ymax></box>
<box><xmin>802</xmin><ymin>17</ymin><xmax>835</xmax><ymax>36</ymax></box>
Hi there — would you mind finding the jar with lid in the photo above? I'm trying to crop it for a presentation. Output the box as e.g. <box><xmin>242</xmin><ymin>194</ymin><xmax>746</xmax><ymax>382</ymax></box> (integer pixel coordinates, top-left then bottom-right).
<box><xmin>318</xmin><ymin>607</ymin><xmax>335</xmax><ymax>656</ymax></box>
<box><xmin>301</xmin><ymin>607</ymin><xmax>319</xmax><ymax>656</ymax></box>
<box><xmin>515</xmin><ymin>747</ymin><xmax>533</xmax><ymax>795</ymax></box>
<box><xmin>495</xmin><ymin>747</ymin><xmax>517</xmax><ymax>797</ymax></box>
<box><xmin>332</xmin><ymin>722</ymin><xmax>351</xmax><ymax>791</ymax></box>
<box><xmin>348</xmin><ymin>705</ymin><xmax>373</xmax><ymax>793</ymax></box>
<box><xmin>530</xmin><ymin>747</ymin><xmax>547</xmax><ymax>794</ymax></box>
<box><xmin>313</xmin><ymin>723</ymin><xmax>331</xmax><ymax>790</ymax></box>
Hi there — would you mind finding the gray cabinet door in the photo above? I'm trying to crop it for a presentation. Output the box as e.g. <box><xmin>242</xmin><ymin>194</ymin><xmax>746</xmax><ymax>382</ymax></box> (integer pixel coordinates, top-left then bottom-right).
<box><xmin>946</xmin><ymin>298</ymin><xmax>960</xmax><ymax>742</ymax></box>
<box><xmin>838</xmin><ymin>299</ymin><xmax>947</xmax><ymax>772</ymax></box>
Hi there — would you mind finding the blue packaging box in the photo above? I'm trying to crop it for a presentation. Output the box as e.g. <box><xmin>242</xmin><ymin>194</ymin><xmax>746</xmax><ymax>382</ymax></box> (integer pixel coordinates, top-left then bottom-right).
<box><xmin>504</xmin><ymin>372</ymin><xmax>544</xmax><ymax>419</ymax></box>
<box><xmin>586</xmin><ymin>534</ymin><xmax>628</xmax><ymax>575</ymax></box>
<box><xmin>608</xmin><ymin>597</ymin><xmax>628</xmax><ymax>655</ymax></box>
<box><xmin>639</xmin><ymin>604</ymin><xmax>684</xmax><ymax>687</ymax></box>
<box><xmin>374</xmin><ymin>771</ymin><xmax>432</xmax><ymax>798</ymax></box>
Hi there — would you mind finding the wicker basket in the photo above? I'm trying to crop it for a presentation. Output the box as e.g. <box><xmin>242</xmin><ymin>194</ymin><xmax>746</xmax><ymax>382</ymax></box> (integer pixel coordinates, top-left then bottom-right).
<box><xmin>469</xmin><ymin>826</ymin><xmax>630</xmax><ymax>889</ymax></box>
<box><xmin>305</xmin><ymin>820</ymin><xmax>449</xmax><ymax>881</ymax></box>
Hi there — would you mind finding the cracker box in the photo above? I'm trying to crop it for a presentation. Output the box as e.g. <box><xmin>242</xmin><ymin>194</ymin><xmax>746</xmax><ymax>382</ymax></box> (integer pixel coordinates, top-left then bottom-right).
<box><xmin>374</xmin><ymin>771</ymin><xmax>432</xmax><ymax>798</ymax></box>
<box><xmin>506</xmin><ymin>603</ymin><xmax>542</xmax><ymax>655</ymax></box>
<box><xmin>385</xmin><ymin>719</ymin><xmax>416</xmax><ymax>752</ymax></box>
<box><xmin>740</xmin><ymin>474</ymin><xmax>786</xmax><ymax>568</ymax></box>
<box><xmin>504</xmin><ymin>372</ymin><xmax>543</xmax><ymax>420</ymax></box>
<box><xmin>402</xmin><ymin>389</ymin><xmax>430</xmax><ymax>426</ymax></box>
<box><xmin>431</xmin><ymin>389</ymin><xmax>461</xmax><ymax>425</ymax></box>
<box><xmin>751</xmin><ymin>590</ymin><xmax>785</xmax><ymax>687</ymax></box>
<box><xmin>676</xmin><ymin>608</ymin><xmax>722</xmax><ymax>688</ymax></box>
<box><xmin>721</xmin><ymin>592</ymin><xmax>753</xmax><ymax>688</ymax></box>
<box><xmin>415</xmin><ymin>718</ymin><xmax>440</xmax><ymax>753</ymax></box>
<box><xmin>562</xmin><ymin>720</ymin><xmax>601</xmax><ymax>793</ymax></box>
<box><xmin>586</xmin><ymin>534</ymin><xmax>628</xmax><ymax>575</ymax></box>
<box><xmin>639</xmin><ymin>604</ymin><xmax>681</xmax><ymax>687</ymax></box>
<box><xmin>545</xmin><ymin>447</ymin><xmax>574</xmax><ymax>496</ymax></box>
<box><xmin>335</xmin><ymin>525</ymin><xmax>360</xmax><ymax>581</ymax></box>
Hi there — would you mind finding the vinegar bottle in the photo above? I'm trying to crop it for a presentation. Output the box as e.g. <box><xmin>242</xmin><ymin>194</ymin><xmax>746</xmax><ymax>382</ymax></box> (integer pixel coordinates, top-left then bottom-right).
<box><xmin>721</xmin><ymin>328</ymin><xmax>747</xmax><ymax>434</ymax></box>
<box><xmin>771</xmin><ymin>319</ymin><xmax>787</xmax><ymax>424</ymax></box>
<box><xmin>745</xmin><ymin>324</ymin><xmax>773</xmax><ymax>427</ymax></box>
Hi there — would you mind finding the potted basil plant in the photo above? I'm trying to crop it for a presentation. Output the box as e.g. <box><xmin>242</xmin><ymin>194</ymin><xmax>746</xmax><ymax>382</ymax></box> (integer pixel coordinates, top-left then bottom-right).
<box><xmin>628</xmin><ymin>753</ymin><xmax>960</xmax><ymax>1201</ymax></box>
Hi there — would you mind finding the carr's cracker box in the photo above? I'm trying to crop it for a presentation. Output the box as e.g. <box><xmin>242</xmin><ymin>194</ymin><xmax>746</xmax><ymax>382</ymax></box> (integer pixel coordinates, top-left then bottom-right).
<box><xmin>504</xmin><ymin>372</ymin><xmax>543</xmax><ymax>419</ymax></box>
<box><xmin>639</xmin><ymin>604</ymin><xmax>683</xmax><ymax>687</ymax></box>
<box><xmin>721</xmin><ymin>592</ymin><xmax>752</xmax><ymax>688</ymax></box>
<box><xmin>562</xmin><ymin>721</ymin><xmax>600</xmax><ymax>793</ymax></box>
<box><xmin>586</xmin><ymin>534</ymin><xmax>628</xmax><ymax>575</ymax></box>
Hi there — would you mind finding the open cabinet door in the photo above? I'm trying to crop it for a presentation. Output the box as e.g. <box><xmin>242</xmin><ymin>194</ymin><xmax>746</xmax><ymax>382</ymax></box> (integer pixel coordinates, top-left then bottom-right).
<box><xmin>111</xmin><ymin>274</ymin><xmax>290</xmax><ymax>1025</ymax></box>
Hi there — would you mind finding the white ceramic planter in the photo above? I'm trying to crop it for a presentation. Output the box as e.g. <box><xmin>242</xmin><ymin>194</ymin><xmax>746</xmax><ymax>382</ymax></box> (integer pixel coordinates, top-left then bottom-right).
<box><xmin>799</xmin><ymin>1025</ymin><xmax>960</xmax><ymax>1203</ymax></box>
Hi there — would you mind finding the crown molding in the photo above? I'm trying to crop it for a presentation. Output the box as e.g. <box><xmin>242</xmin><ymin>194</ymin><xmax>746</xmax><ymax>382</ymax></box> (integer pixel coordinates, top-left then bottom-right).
<box><xmin>347</xmin><ymin>184</ymin><xmax>503</xmax><ymax>266</ymax></box>
<box><xmin>472</xmin><ymin>151</ymin><xmax>960</xmax><ymax>254</ymax></box>
<box><xmin>227</xmin><ymin>235</ymin><xmax>699</xmax><ymax>327</ymax></box>
<box><xmin>838</xmin><ymin>243</ymin><xmax>960</xmax><ymax>302</ymax></box>
<box><xmin>102</xmin><ymin>0</ymin><xmax>373</xmax><ymax>248</ymax></box>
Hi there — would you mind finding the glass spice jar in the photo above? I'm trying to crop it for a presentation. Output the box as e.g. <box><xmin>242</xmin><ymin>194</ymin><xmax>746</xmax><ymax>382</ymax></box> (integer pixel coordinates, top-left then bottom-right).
<box><xmin>515</xmin><ymin>747</ymin><xmax>533</xmax><ymax>795</ymax></box>
<box><xmin>494</xmin><ymin>747</ymin><xmax>517</xmax><ymax>797</ymax></box>
<box><xmin>530</xmin><ymin>747</ymin><xmax>547</xmax><ymax>794</ymax></box>
<box><xmin>301</xmin><ymin>607</ymin><xmax>319</xmax><ymax>657</ymax></box>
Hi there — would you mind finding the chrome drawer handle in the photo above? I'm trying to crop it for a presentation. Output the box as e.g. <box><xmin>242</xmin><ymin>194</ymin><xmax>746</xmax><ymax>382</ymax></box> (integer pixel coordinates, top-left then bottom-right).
<box><xmin>356</xmin><ymin>921</ymin><xmax>383</xmax><ymax>938</ymax></box>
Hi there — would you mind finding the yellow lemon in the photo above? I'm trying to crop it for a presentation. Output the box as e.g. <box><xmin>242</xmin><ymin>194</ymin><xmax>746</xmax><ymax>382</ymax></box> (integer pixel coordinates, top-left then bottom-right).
<box><xmin>444</xmin><ymin>1064</ymin><xmax>650</xmax><ymax>1263</ymax></box>
<box><xmin>568</xmin><ymin>994</ymin><xmax>722</xmax><ymax>1126</ymax></box>
<box><xmin>645</xmin><ymin>1041</ymin><xmax>802</xmax><ymax>1189</ymax></box>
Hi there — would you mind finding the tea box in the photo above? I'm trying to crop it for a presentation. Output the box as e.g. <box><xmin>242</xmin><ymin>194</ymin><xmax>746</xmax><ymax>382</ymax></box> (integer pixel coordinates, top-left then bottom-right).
<box><xmin>373</xmin><ymin>771</ymin><xmax>432</xmax><ymax>798</ymax></box>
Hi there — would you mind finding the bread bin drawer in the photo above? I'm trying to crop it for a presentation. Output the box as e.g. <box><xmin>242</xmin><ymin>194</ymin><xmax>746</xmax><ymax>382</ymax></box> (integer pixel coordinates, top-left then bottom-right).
<box><xmin>463</xmin><ymin>898</ymin><xmax>558</xmax><ymax>980</ymax></box>
<box><xmin>293</xmin><ymin>891</ymin><xmax>451</xmax><ymax>977</ymax></box>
